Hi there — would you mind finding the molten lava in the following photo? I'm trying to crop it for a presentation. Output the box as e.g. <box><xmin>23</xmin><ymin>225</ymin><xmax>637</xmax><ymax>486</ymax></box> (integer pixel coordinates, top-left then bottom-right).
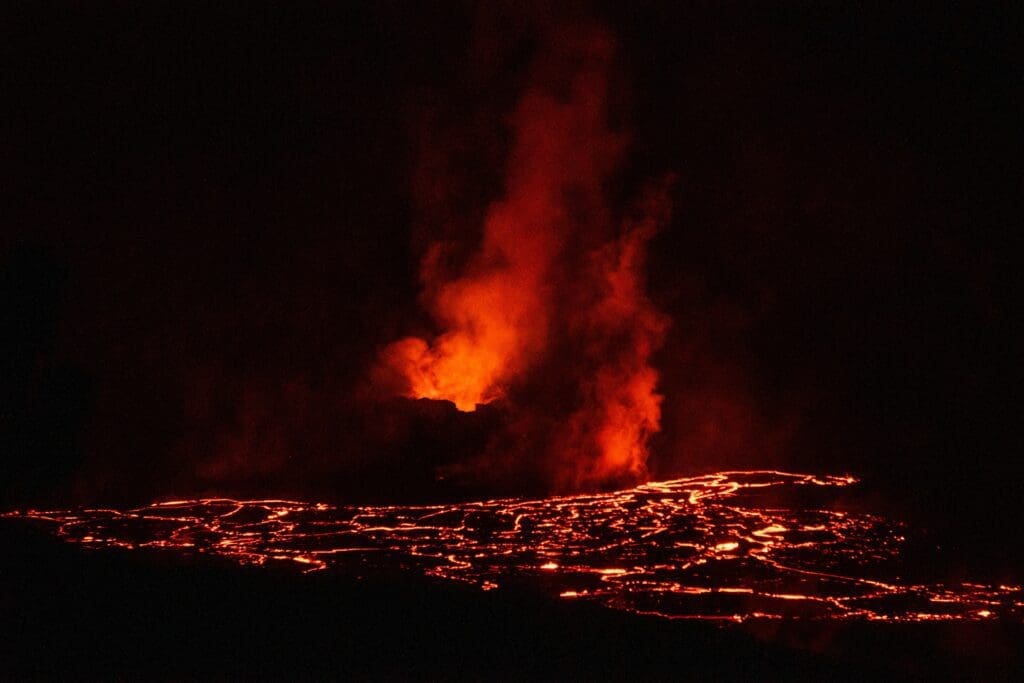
<box><xmin>9</xmin><ymin>471</ymin><xmax>1021</xmax><ymax>622</ymax></box>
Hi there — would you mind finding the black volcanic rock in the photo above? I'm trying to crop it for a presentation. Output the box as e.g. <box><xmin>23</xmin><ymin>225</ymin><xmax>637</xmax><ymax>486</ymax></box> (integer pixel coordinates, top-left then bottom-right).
<box><xmin>333</xmin><ymin>396</ymin><xmax>507</xmax><ymax>503</ymax></box>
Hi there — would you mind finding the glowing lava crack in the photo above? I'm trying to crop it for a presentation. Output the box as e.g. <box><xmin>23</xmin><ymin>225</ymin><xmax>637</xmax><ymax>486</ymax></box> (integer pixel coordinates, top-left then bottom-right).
<box><xmin>7</xmin><ymin>471</ymin><xmax>1022</xmax><ymax>622</ymax></box>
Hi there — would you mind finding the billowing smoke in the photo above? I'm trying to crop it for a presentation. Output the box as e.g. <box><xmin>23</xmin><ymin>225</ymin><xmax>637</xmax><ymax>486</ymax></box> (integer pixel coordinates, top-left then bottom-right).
<box><xmin>378</xmin><ymin>24</ymin><xmax>672</xmax><ymax>490</ymax></box>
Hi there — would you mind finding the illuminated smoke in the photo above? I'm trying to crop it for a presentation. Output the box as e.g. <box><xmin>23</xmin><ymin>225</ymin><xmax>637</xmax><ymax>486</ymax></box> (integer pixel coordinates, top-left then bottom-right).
<box><xmin>379</xmin><ymin>25</ymin><xmax>671</xmax><ymax>488</ymax></box>
<box><xmin>553</xmin><ymin>185</ymin><xmax>671</xmax><ymax>487</ymax></box>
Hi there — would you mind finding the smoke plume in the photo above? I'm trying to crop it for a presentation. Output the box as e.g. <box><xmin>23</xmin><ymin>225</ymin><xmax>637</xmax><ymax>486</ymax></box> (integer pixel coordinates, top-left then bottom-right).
<box><xmin>379</xmin><ymin>23</ymin><xmax>672</xmax><ymax>490</ymax></box>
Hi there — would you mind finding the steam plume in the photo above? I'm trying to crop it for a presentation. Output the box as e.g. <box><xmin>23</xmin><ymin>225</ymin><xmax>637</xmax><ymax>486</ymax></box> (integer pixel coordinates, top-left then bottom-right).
<box><xmin>380</xmin><ymin>24</ymin><xmax>671</xmax><ymax>489</ymax></box>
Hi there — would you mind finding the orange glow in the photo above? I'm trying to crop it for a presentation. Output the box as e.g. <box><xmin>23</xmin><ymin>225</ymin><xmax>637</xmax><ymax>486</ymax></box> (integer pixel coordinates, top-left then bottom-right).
<box><xmin>379</xmin><ymin>26</ymin><xmax>670</xmax><ymax>486</ymax></box>
<box><xmin>8</xmin><ymin>470</ymin><xmax>1022</xmax><ymax>622</ymax></box>
<box><xmin>381</xmin><ymin>29</ymin><xmax>621</xmax><ymax>413</ymax></box>
<box><xmin>557</xmin><ymin>202</ymin><xmax>671</xmax><ymax>485</ymax></box>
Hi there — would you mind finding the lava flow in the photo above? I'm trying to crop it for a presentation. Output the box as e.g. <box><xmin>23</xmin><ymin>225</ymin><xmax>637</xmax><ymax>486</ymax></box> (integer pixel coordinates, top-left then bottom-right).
<box><xmin>6</xmin><ymin>471</ymin><xmax>1021</xmax><ymax>622</ymax></box>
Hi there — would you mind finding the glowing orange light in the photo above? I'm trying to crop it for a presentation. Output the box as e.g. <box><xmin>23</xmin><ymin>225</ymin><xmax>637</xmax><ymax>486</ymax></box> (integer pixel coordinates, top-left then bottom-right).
<box><xmin>378</xmin><ymin>26</ymin><xmax>670</xmax><ymax>488</ymax></box>
<box><xmin>7</xmin><ymin>471</ymin><xmax>1021</xmax><ymax>622</ymax></box>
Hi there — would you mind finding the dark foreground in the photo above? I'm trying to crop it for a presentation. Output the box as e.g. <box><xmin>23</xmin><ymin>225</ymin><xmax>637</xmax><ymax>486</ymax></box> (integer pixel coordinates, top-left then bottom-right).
<box><xmin>2</xmin><ymin>522</ymin><xmax>1022</xmax><ymax>680</ymax></box>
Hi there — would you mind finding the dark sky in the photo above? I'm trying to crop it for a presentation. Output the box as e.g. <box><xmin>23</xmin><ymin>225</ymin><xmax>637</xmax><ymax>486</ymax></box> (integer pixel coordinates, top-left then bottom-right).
<box><xmin>2</xmin><ymin>2</ymin><xmax>1021</xmax><ymax>554</ymax></box>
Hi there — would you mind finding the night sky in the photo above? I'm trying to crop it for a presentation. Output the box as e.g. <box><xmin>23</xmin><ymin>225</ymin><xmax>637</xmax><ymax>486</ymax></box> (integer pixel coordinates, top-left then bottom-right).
<box><xmin>3</xmin><ymin>2</ymin><xmax>1021</xmax><ymax>564</ymax></box>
